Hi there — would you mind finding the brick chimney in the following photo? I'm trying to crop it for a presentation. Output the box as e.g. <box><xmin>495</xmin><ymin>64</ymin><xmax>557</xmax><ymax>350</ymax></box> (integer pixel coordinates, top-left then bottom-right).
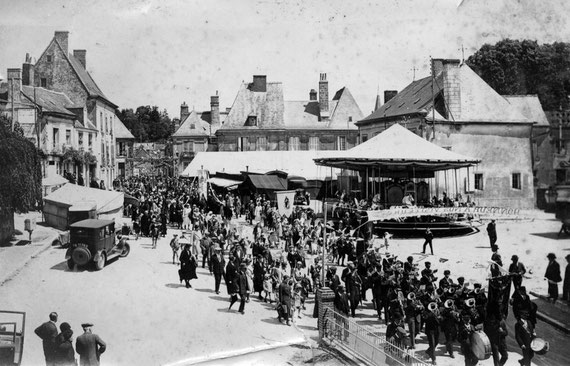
<box><xmin>252</xmin><ymin>75</ymin><xmax>267</xmax><ymax>92</ymax></box>
<box><xmin>319</xmin><ymin>73</ymin><xmax>329</xmax><ymax>119</ymax></box>
<box><xmin>54</xmin><ymin>31</ymin><xmax>69</xmax><ymax>55</ymax></box>
<box><xmin>384</xmin><ymin>90</ymin><xmax>398</xmax><ymax>104</ymax></box>
<box><xmin>7</xmin><ymin>68</ymin><xmax>22</xmax><ymax>104</ymax></box>
<box><xmin>309</xmin><ymin>89</ymin><xmax>317</xmax><ymax>101</ymax></box>
<box><xmin>180</xmin><ymin>101</ymin><xmax>189</xmax><ymax>121</ymax></box>
<box><xmin>211</xmin><ymin>91</ymin><xmax>220</xmax><ymax>126</ymax></box>
<box><xmin>22</xmin><ymin>54</ymin><xmax>34</xmax><ymax>86</ymax></box>
<box><xmin>73</xmin><ymin>49</ymin><xmax>86</xmax><ymax>68</ymax></box>
<box><xmin>442</xmin><ymin>59</ymin><xmax>461</xmax><ymax>120</ymax></box>
<box><xmin>431</xmin><ymin>58</ymin><xmax>444</xmax><ymax>78</ymax></box>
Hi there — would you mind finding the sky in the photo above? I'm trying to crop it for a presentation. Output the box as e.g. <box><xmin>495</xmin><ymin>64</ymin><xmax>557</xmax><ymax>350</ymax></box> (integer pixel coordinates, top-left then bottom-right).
<box><xmin>1</xmin><ymin>0</ymin><xmax>569</xmax><ymax>119</ymax></box>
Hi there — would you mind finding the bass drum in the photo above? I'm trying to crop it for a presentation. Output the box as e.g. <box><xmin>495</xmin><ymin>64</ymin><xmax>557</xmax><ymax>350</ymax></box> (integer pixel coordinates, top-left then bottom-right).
<box><xmin>530</xmin><ymin>337</ymin><xmax>549</xmax><ymax>355</ymax></box>
<box><xmin>470</xmin><ymin>331</ymin><xmax>491</xmax><ymax>360</ymax></box>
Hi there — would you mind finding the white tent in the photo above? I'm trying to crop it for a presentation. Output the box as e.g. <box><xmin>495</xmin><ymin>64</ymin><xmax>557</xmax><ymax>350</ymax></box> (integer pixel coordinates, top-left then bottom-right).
<box><xmin>181</xmin><ymin>150</ymin><xmax>342</xmax><ymax>180</ymax></box>
<box><xmin>44</xmin><ymin>183</ymin><xmax>124</xmax><ymax>229</ymax></box>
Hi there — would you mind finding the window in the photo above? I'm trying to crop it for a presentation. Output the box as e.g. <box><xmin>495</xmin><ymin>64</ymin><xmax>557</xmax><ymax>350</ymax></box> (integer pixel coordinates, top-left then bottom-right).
<box><xmin>237</xmin><ymin>137</ymin><xmax>246</xmax><ymax>152</ymax></box>
<box><xmin>46</xmin><ymin>55</ymin><xmax>53</xmax><ymax>62</ymax></box>
<box><xmin>105</xmin><ymin>116</ymin><xmax>108</xmax><ymax>133</ymax></box>
<box><xmin>245</xmin><ymin>115</ymin><xmax>257</xmax><ymax>126</ymax></box>
<box><xmin>289</xmin><ymin>136</ymin><xmax>300</xmax><ymax>151</ymax></box>
<box><xmin>256</xmin><ymin>136</ymin><xmax>267</xmax><ymax>151</ymax></box>
<box><xmin>183</xmin><ymin>141</ymin><xmax>190</xmax><ymax>152</ymax></box>
<box><xmin>41</xmin><ymin>78</ymin><xmax>47</xmax><ymax>88</ymax></box>
<box><xmin>474</xmin><ymin>173</ymin><xmax>483</xmax><ymax>190</ymax></box>
<box><xmin>88</xmin><ymin>133</ymin><xmax>93</xmax><ymax>148</ymax></box>
<box><xmin>362</xmin><ymin>134</ymin><xmax>368</xmax><ymax>143</ymax></box>
<box><xmin>512</xmin><ymin>173</ymin><xmax>521</xmax><ymax>190</ymax></box>
<box><xmin>194</xmin><ymin>142</ymin><xmax>205</xmax><ymax>152</ymax></box>
<box><xmin>52</xmin><ymin>128</ymin><xmax>59</xmax><ymax>148</ymax></box>
<box><xmin>190</xmin><ymin>123</ymin><xmax>195</xmax><ymax>129</ymax></box>
<box><xmin>308</xmin><ymin>136</ymin><xmax>320</xmax><ymax>151</ymax></box>
<box><xmin>78</xmin><ymin>132</ymin><xmax>84</xmax><ymax>146</ymax></box>
<box><xmin>337</xmin><ymin>136</ymin><xmax>346</xmax><ymax>150</ymax></box>
<box><xmin>557</xmin><ymin>169</ymin><xmax>566</xmax><ymax>184</ymax></box>
<box><xmin>65</xmin><ymin>130</ymin><xmax>71</xmax><ymax>145</ymax></box>
<box><xmin>100</xmin><ymin>112</ymin><xmax>103</xmax><ymax>131</ymax></box>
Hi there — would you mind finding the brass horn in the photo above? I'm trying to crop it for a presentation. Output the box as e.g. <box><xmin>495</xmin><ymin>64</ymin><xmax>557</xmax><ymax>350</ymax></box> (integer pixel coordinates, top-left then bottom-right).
<box><xmin>407</xmin><ymin>292</ymin><xmax>416</xmax><ymax>301</ymax></box>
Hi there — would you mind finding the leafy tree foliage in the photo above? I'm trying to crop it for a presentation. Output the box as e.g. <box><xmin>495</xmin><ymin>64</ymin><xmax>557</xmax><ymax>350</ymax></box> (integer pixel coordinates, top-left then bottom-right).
<box><xmin>0</xmin><ymin>115</ymin><xmax>42</xmax><ymax>214</ymax></box>
<box><xmin>467</xmin><ymin>39</ymin><xmax>570</xmax><ymax>111</ymax></box>
<box><xmin>117</xmin><ymin>106</ymin><xmax>174</xmax><ymax>142</ymax></box>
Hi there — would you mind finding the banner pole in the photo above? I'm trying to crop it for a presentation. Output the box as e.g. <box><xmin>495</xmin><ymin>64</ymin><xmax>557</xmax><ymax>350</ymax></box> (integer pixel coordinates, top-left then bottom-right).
<box><xmin>321</xmin><ymin>200</ymin><xmax>327</xmax><ymax>284</ymax></box>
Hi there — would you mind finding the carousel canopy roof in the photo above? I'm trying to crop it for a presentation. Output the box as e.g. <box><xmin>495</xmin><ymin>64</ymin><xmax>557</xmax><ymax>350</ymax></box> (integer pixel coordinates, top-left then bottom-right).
<box><xmin>313</xmin><ymin>123</ymin><xmax>480</xmax><ymax>173</ymax></box>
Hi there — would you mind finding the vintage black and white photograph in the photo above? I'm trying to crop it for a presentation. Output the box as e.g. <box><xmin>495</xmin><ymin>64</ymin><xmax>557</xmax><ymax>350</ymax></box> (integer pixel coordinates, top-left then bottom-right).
<box><xmin>1</xmin><ymin>0</ymin><xmax>570</xmax><ymax>365</ymax></box>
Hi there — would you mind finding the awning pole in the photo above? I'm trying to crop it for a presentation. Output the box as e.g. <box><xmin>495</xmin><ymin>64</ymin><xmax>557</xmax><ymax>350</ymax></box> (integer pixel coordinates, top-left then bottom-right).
<box><xmin>454</xmin><ymin>168</ymin><xmax>459</xmax><ymax>202</ymax></box>
<box><xmin>413</xmin><ymin>166</ymin><xmax>417</xmax><ymax>205</ymax></box>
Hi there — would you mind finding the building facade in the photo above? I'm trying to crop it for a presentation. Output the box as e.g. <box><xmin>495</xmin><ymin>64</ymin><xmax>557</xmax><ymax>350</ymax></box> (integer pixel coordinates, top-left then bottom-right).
<box><xmin>171</xmin><ymin>94</ymin><xmax>228</xmax><ymax>175</ymax></box>
<box><xmin>30</xmin><ymin>31</ymin><xmax>119</xmax><ymax>189</ymax></box>
<box><xmin>215</xmin><ymin>74</ymin><xmax>363</xmax><ymax>153</ymax></box>
<box><xmin>357</xmin><ymin>59</ymin><xmax>539</xmax><ymax>208</ymax></box>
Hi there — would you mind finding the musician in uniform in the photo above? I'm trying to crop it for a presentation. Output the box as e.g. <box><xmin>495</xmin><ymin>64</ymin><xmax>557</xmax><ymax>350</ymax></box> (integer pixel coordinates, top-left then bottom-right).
<box><xmin>457</xmin><ymin>312</ymin><xmax>479</xmax><ymax>366</ymax></box>
<box><xmin>483</xmin><ymin>302</ymin><xmax>508</xmax><ymax>366</ymax></box>
<box><xmin>508</xmin><ymin>255</ymin><xmax>526</xmax><ymax>290</ymax></box>
<box><xmin>441</xmin><ymin>299</ymin><xmax>459</xmax><ymax>358</ymax></box>
<box><xmin>545</xmin><ymin>253</ymin><xmax>562</xmax><ymax>303</ymax></box>
<box><xmin>515</xmin><ymin>316</ymin><xmax>535</xmax><ymax>366</ymax></box>
<box><xmin>420</xmin><ymin>262</ymin><xmax>438</xmax><ymax>293</ymax></box>
<box><xmin>439</xmin><ymin>270</ymin><xmax>454</xmax><ymax>290</ymax></box>
<box><xmin>423</xmin><ymin>302</ymin><xmax>441</xmax><ymax>364</ymax></box>
<box><xmin>342</xmin><ymin>262</ymin><xmax>362</xmax><ymax>317</ymax></box>
<box><xmin>404</xmin><ymin>292</ymin><xmax>423</xmax><ymax>349</ymax></box>
<box><xmin>386</xmin><ymin>313</ymin><xmax>408</xmax><ymax>349</ymax></box>
<box><xmin>511</xmin><ymin>286</ymin><xmax>537</xmax><ymax>327</ymax></box>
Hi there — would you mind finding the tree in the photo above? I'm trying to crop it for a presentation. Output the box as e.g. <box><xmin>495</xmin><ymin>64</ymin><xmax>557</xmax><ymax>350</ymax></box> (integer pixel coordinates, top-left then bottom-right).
<box><xmin>467</xmin><ymin>39</ymin><xmax>570</xmax><ymax>110</ymax></box>
<box><xmin>0</xmin><ymin>115</ymin><xmax>42</xmax><ymax>243</ymax></box>
<box><xmin>117</xmin><ymin>106</ymin><xmax>173</xmax><ymax>142</ymax></box>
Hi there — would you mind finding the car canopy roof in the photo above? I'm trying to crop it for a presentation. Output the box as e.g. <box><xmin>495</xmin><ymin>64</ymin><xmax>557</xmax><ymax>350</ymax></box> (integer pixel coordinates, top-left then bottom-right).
<box><xmin>70</xmin><ymin>219</ymin><xmax>115</xmax><ymax>229</ymax></box>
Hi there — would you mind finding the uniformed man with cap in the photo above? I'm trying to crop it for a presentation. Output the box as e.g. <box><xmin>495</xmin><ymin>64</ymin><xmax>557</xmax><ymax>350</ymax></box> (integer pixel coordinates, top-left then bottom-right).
<box><xmin>76</xmin><ymin>323</ymin><xmax>106</xmax><ymax>366</ymax></box>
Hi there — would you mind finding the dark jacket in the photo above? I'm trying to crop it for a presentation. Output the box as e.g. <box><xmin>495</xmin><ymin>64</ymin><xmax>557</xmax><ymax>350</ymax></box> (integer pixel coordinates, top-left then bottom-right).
<box><xmin>225</xmin><ymin>261</ymin><xmax>239</xmax><ymax>294</ymax></box>
<box><xmin>334</xmin><ymin>290</ymin><xmax>350</xmax><ymax>315</ymax></box>
<box><xmin>35</xmin><ymin>321</ymin><xmax>58</xmax><ymax>361</ymax></box>
<box><xmin>179</xmin><ymin>250</ymin><xmax>198</xmax><ymax>281</ymax></box>
<box><xmin>279</xmin><ymin>282</ymin><xmax>292</xmax><ymax>309</ymax></box>
<box><xmin>76</xmin><ymin>332</ymin><xmax>106</xmax><ymax>366</ymax></box>
<box><xmin>237</xmin><ymin>270</ymin><xmax>249</xmax><ymax>296</ymax></box>
<box><xmin>211</xmin><ymin>253</ymin><xmax>225</xmax><ymax>275</ymax></box>
<box><xmin>545</xmin><ymin>260</ymin><xmax>562</xmax><ymax>283</ymax></box>
<box><xmin>515</xmin><ymin>320</ymin><xmax>534</xmax><ymax>349</ymax></box>
<box><xmin>54</xmin><ymin>332</ymin><xmax>76</xmax><ymax>366</ymax></box>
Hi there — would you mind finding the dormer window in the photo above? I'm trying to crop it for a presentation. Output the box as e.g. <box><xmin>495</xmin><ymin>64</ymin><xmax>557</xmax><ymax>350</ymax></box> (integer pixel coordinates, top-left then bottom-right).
<box><xmin>47</xmin><ymin>55</ymin><xmax>53</xmax><ymax>62</ymax></box>
<box><xmin>190</xmin><ymin>123</ymin><xmax>195</xmax><ymax>129</ymax></box>
<box><xmin>245</xmin><ymin>115</ymin><xmax>257</xmax><ymax>126</ymax></box>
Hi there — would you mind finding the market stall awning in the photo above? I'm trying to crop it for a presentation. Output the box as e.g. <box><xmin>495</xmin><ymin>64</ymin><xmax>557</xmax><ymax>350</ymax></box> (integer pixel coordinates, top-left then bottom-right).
<box><xmin>42</xmin><ymin>174</ymin><xmax>68</xmax><ymax>187</ymax></box>
<box><xmin>246</xmin><ymin>175</ymin><xmax>287</xmax><ymax>190</ymax></box>
<box><xmin>313</xmin><ymin>123</ymin><xmax>480</xmax><ymax>173</ymax></box>
<box><xmin>207</xmin><ymin>177</ymin><xmax>242</xmax><ymax>188</ymax></box>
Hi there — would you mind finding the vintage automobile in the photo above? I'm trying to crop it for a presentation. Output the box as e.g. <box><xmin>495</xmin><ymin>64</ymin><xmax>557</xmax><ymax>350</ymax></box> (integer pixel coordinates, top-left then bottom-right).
<box><xmin>0</xmin><ymin>311</ymin><xmax>25</xmax><ymax>366</ymax></box>
<box><xmin>65</xmin><ymin>219</ymin><xmax>130</xmax><ymax>270</ymax></box>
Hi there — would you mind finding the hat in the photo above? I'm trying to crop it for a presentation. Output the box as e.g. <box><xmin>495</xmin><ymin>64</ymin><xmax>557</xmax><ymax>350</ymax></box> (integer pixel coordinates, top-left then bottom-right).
<box><xmin>173</xmin><ymin>234</ymin><xmax>178</xmax><ymax>237</ymax></box>
<box><xmin>473</xmin><ymin>283</ymin><xmax>482</xmax><ymax>289</ymax></box>
<box><xmin>443</xmin><ymin>270</ymin><xmax>451</xmax><ymax>275</ymax></box>
<box><xmin>81</xmin><ymin>323</ymin><xmax>93</xmax><ymax>328</ymax></box>
<box><xmin>425</xmin><ymin>261</ymin><xmax>431</xmax><ymax>266</ymax></box>
<box><xmin>444</xmin><ymin>299</ymin><xmax>455</xmax><ymax>309</ymax></box>
<box><xmin>60</xmin><ymin>322</ymin><xmax>72</xmax><ymax>332</ymax></box>
<box><xmin>511</xmin><ymin>255</ymin><xmax>518</xmax><ymax>261</ymax></box>
<box><xmin>547</xmin><ymin>253</ymin><xmax>556</xmax><ymax>259</ymax></box>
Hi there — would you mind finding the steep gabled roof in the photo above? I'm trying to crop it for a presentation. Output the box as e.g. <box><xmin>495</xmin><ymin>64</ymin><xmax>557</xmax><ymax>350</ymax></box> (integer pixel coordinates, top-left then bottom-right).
<box><xmin>114</xmin><ymin>117</ymin><xmax>135</xmax><ymax>139</ymax></box>
<box><xmin>504</xmin><ymin>95</ymin><xmax>549</xmax><ymax>127</ymax></box>
<box><xmin>173</xmin><ymin>110</ymin><xmax>212</xmax><ymax>137</ymax></box>
<box><xmin>327</xmin><ymin>87</ymin><xmax>363</xmax><ymax>129</ymax></box>
<box><xmin>221</xmin><ymin>82</ymin><xmax>284</xmax><ymax>129</ymax></box>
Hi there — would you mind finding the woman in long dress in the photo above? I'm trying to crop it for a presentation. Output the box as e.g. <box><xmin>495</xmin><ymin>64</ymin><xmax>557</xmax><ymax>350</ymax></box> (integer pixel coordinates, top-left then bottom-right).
<box><xmin>179</xmin><ymin>244</ymin><xmax>198</xmax><ymax>288</ymax></box>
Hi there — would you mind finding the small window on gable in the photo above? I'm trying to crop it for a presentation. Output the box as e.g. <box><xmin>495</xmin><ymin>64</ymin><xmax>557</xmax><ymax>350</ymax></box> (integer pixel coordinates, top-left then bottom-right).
<box><xmin>40</xmin><ymin>78</ymin><xmax>47</xmax><ymax>88</ymax></box>
<box><xmin>190</xmin><ymin>124</ymin><xmax>195</xmax><ymax>129</ymax></box>
<box><xmin>47</xmin><ymin>55</ymin><xmax>53</xmax><ymax>62</ymax></box>
<box><xmin>245</xmin><ymin>115</ymin><xmax>257</xmax><ymax>126</ymax></box>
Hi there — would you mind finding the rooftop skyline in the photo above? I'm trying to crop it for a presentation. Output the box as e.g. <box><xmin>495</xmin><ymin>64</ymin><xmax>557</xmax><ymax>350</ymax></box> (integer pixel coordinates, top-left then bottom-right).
<box><xmin>1</xmin><ymin>0</ymin><xmax>569</xmax><ymax>118</ymax></box>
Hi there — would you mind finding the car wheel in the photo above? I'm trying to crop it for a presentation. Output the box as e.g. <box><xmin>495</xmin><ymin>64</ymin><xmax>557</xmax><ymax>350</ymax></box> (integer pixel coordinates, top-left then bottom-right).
<box><xmin>119</xmin><ymin>243</ymin><xmax>130</xmax><ymax>258</ymax></box>
<box><xmin>67</xmin><ymin>258</ymin><xmax>75</xmax><ymax>270</ymax></box>
<box><xmin>94</xmin><ymin>252</ymin><xmax>106</xmax><ymax>271</ymax></box>
<box><xmin>72</xmin><ymin>247</ymin><xmax>91</xmax><ymax>266</ymax></box>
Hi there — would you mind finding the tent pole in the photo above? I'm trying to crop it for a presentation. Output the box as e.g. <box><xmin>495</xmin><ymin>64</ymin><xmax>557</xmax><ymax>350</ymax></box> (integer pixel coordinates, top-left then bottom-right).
<box><xmin>454</xmin><ymin>168</ymin><xmax>459</xmax><ymax>202</ymax></box>
<box><xmin>444</xmin><ymin>170</ymin><xmax>448</xmax><ymax>204</ymax></box>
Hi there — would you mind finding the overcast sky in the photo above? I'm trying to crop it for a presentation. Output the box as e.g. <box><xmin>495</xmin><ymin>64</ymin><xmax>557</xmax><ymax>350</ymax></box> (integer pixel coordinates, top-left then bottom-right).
<box><xmin>1</xmin><ymin>0</ymin><xmax>569</xmax><ymax>119</ymax></box>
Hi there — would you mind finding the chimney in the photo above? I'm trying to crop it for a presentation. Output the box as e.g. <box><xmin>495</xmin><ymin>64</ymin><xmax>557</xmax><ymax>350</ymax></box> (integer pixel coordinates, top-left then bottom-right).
<box><xmin>22</xmin><ymin>57</ymin><xmax>34</xmax><ymax>86</ymax></box>
<box><xmin>180</xmin><ymin>102</ymin><xmax>189</xmax><ymax>121</ymax></box>
<box><xmin>309</xmin><ymin>89</ymin><xmax>317</xmax><ymax>101</ymax></box>
<box><xmin>211</xmin><ymin>91</ymin><xmax>220</xmax><ymax>126</ymax></box>
<box><xmin>7</xmin><ymin>68</ymin><xmax>22</xmax><ymax>104</ymax></box>
<box><xmin>431</xmin><ymin>58</ymin><xmax>444</xmax><ymax>78</ymax></box>
<box><xmin>384</xmin><ymin>90</ymin><xmax>398</xmax><ymax>104</ymax></box>
<box><xmin>442</xmin><ymin>59</ymin><xmax>461</xmax><ymax>120</ymax></box>
<box><xmin>54</xmin><ymin>31</ymin><xmax>69</xmax><ymax>55</ymax></box>
<box><xmin>252</xmin><ymin>75</ymin><xmax>267</xmax><ymax>92</ymax></box>
<box><xmin>73</xmin><ymin>49</ymin><xmax>86</xmax><ymax>68</ymax></box>
<box><xmin>319</xmin><ymin>73</ymin><xmax>329</xmax><ymax>119</ymax></box>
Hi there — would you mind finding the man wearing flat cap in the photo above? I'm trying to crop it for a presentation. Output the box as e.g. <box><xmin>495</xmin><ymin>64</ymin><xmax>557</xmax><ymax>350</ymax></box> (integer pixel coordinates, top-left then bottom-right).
<box><xmin>76</xmin><ymin>323</ymin><xmax>106</xmax><ymax>366</ymax></box>
<box><xmin>545</xmin><ymin>253</ymin><xmax>562</xmax><ymax>303</ymax></box>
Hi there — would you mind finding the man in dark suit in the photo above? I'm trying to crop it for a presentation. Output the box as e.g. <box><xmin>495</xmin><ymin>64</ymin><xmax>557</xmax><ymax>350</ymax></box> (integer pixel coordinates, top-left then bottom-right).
<box><xmin>545</xmin><ymin>253</ymin><xmax>562</xmax><ymax>303</ymax></box>
<box><xmin>236</xmin><ymin>263</ymin><xmax>249</xmax><ymax>314</ymax></box>
<box><xmin>35</xmin><ymin>312</ymin><xmax>59</xmax><ymax>366</ymax></box>
<box><xmin>279</xmin><ymin>275</ymin><xmax>292</xmax><ymax>325</ymax></box>
<box><xmin>211</xmin><ymin>247</ymin><xmax>225</xmax><ymax>294</ymax></box>
<box><xmin>76</xmin><ymin>323</ymin><xmax>106</xmax><ymax>366</ymax></box>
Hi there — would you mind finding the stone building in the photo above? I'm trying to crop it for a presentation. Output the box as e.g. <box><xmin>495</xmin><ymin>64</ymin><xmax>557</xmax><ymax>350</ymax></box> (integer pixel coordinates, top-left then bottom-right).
<box><xmin>114</xmin><ymin>118</ymin><xmax>135</xmax><ymax>178</ymax></box>
<box><xmin>0</xmin><ymin>67</ymin><xmax>98</xmax><ymax>186</ymax></box>
<box><xmin>171</xmin><ymin>93</ymin><xmax>228</xmax><ymax>175</ymax></box>
<box><xmin>215</xmin><ymin>74</ymin><xmax>363</xmax><ymax>153</ymax></box>
<box><xmin>357</xmin><ymin>59</ymin><xmax>540</xmax><ymax>208</ymax></box>
<box><xmin>29</xmin><ymin>31</ymin><xmax>119</xmax><ymax>189</ymax></box>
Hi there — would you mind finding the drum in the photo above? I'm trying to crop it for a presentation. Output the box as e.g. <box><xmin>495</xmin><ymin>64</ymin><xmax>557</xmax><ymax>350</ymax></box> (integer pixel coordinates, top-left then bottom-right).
<box><xmin>531</xmin><ymin>337</ymin><xmax>549</xmax><ymax>355</ymax></box>
<box><xmin>470</xmin><ymin>331</ymin><xmax>491</xmax><ymax>360</ymax></box>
